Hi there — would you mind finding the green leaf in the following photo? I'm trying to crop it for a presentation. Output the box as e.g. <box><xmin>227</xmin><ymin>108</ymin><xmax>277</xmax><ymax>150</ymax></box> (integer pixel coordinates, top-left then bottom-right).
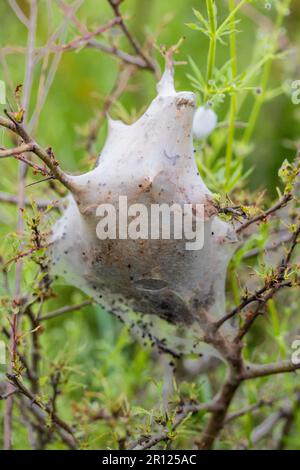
<box><xmin>39</xmin><ymin>376</ymin><xmax>49</xmax><ymax>387</ymax></box>
<box><xmin>185</xmin><ymin>22</ymin><xmax>201</xmax><ymax>30</ymax></box>
<box><xmin>185</xmin><ymin>23</ymin><xmax>209</xmax><ymax>37</ymax></box>
<box><xmin>188</xmin><ymin>56</ymin><xmax>206</xmax><ymax>89</ymax></box>
<box><xmin>131</xmin><ymin>406</ymin><xmax>153</xmax><ymax>417</ymax></box>
<box><xmin>192</xmin><ymin>8</ymin><xmax>208</xmax><ymax>27</ymax></box>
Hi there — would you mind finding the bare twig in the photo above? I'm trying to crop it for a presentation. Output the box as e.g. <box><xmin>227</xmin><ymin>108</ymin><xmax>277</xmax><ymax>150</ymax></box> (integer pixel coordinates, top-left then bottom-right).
<box><xmin>250</xmin><ymin>410</ymin><xmax>284</xmax><ymax>445</ymax></box>
<box><xmin>56</xmin><ymin>0</ymin><xmax>157</xmax><ymax>70</ymax></box>
<box><xmin>238</xmin><ymin>393</ymin><xmax>300</xmax><ymax>447</ymax></box>
<box><xmin>8</xmin><ymin>0</ymin><xmax>29</xmax><ymax>28</ymax></box>
<box><xmin>0</xmin><ymin>143</ymin><xmax>36</xmax><ymax>157</ymax></box>
<box><xmin>236</xmin><ymin>193</ymin><xmax>293</xmax><ymax>234</ymax></box>
<box><xmin>225</xmin><ymin>399</ymin><xmax>276</xmax><ymax>424</ymax></box>
<box><xmin>5</xmin><ymin>244</ymin><xmax>51</xmax><ymax>269</ymax></box>
<box><xmin>0</xmin><ymin>115</ymin><xmax>75</xmax><ymax>191</ymax></box>
<box><xmin>53</xmin><ymin>17</ymin><xmax>122</xmax><ymax>52</ymax></box>
<box><xmin>275</xmin><ymin>392</ymin><xmax>300</xmax><ymax>449</ymax></box>
<box><xmin>39</xmin><ymin>300</ymin><xmax>93</xmax><ymax>322</ymax></box>
<box><xmin>107</xmin><ymin>0</ymin><xmax>157</xmax><ymax>73</ymax></box>
<box><xmin>216</xmin><ymin>224</ymin><xmax>300</xmax><ymax>330</ymax></box>
<box><xmin>87</xmin><ymin>40</ymin><xmax>153</xmax><ymax>68</ymax></box>
<box><xmin>18</xmin><ymin>395</ymin><xmax>76</xmax><ymax>449</ymax></box>
<box><xmin>243</xmin><ymin>360</ymin><xmax>300</xmax><ymax>379</ymax></box>
<box><xmin>0</xmin><ymin>191</ymin><xmax>59</xmax><ymax>209</ymax></box>
<box><xmin>242</xmin><ymin>231</ymin><xmax>293</xmax><ymax>259</ymax></box>
<box><xmin>7</xmin><ymin>373</ymin><xmax>77</xmax><ymax>441</ymax></box>
<box><xmin>0</xmin><ymin>388</ymin><xmax>19</xmax><ymax>400</ymax></box>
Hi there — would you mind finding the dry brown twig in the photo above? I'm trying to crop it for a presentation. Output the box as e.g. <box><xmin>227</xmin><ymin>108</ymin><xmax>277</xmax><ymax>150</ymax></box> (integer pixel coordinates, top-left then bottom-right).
<box><xmin>107</xmin><ymin>0</ymin><xmax>158</xmax><ymax>73</ymax></box>
<box><xmin>0</xmin><ymin>113</ymin><xmax>74</xmax><ymax>191</ymax></box>
<box><xmin>56</xmin><ymin>0</ymin><xmax>158</xmax><ymax>72</ymax></box>
<box><xmin>0</xmin><ymin>192</ymin><xmax>59</xmax><ymax>209</ymax></box>
<box><xmin>6</xmin><ymin>373</ymin><xmax>78</xmax><ymax>448</ymax></box>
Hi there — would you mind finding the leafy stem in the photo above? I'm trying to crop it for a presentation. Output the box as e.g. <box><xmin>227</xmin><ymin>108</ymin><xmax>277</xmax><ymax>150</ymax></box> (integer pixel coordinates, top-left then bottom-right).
<box><xmin>217</xmin><ymin>0</ymin><xmax>248</xmax><ymax>36</ymax></box>
<box><xmin>225</xmin><ymin>0</ymin><xmax>238</xmax><ymax>187</ymax></box>
<box><xmin>205</xmin><ymin>0</ymin><xmax>217</xmax><ymax>92</ymax></box>
<box><xmin>242</xmin><ymin>0</ymin><xmax>291</xmax><ymax>145</ymax></box>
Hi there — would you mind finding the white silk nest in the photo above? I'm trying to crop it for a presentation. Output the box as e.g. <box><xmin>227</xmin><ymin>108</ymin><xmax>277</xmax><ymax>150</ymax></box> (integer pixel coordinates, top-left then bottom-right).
<box><xmin>49</xmin><ymin>67</ymin><xmax>238</xmax><ymax>358</ymax></box>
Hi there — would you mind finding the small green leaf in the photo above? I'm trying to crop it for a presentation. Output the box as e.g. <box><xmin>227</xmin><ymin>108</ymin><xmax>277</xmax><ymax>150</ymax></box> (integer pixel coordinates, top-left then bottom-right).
<box><xmin>39</xmin><ymin>376</ymin><xmax>49</xmax><ymax>387</ymax></box>
<box><xmin>192</xmin><ymin>8</ymin><xmax>207</xmax><ymax>27</ymax></box>
<box><xmin>185</xmin><ymin>23</ymin><xmax>205</xmax><ymax>33</ymax></box>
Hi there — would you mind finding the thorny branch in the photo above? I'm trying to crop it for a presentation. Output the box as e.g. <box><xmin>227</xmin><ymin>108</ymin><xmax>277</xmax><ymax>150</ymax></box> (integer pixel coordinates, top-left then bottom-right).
<box><xmin>236</xmin><ymin>192</ymin><xmax>293</xmax><ymax>234</ymax></box>
<box><xmin>216</xmin><ymin>223</ymin><xmax>300</xmax><ymax>329</ymax></box>
<box><xmin>56</xmin><ymin>0</ymin><xmax>158</xmax><ymax>71</ymax></box>
<box><xmin>0</xmin><ymin>114</ymin><xmax>74</xmax><ymax>191</ymax></box>
<box><xmin>6</xmin><ymin>373</ymin><xmax>78</xmax><ymax>448</ymax></box>
<box><xmin>0</xmin><ymin>192</ymin><xmax>59</xmax><ymax>209</ymax></box>
<box><xmin>107</xmin><ymin>0</ymin><xmax>158</xmax><ymax>73</ymax></box>
<box><xmin>51</xmin><ymin>17</ymin><xmax>123</xmax><ymax>52</ymax></box>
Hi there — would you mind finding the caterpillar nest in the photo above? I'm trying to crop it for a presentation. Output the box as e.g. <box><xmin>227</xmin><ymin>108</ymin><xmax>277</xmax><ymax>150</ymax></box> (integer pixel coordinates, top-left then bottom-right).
<box><xmin>49</xmin><ymin>65</ymin><xmax>238</xmax><ymax>359</ymax></box>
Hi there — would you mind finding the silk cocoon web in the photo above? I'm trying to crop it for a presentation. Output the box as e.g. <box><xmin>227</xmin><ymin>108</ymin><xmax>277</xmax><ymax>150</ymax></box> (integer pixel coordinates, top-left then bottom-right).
<box><xmin>49</xmin><ymin>67</ymin><xmax>238</xmax><ymax>358</ymax></box>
